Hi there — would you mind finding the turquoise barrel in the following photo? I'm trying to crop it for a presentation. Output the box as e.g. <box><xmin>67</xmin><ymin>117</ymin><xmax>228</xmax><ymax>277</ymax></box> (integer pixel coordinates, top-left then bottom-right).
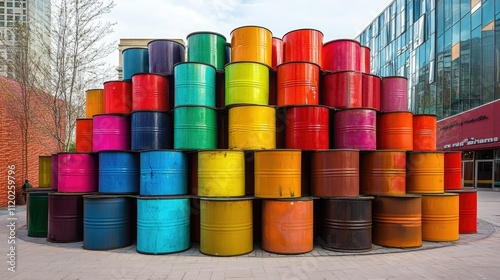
<box><xmin>137</xmin><ymin>196</ymin><xmax>190</xmax><ymax>254</ymax></box>
<box><xmin>122</xmin><ymin>48</ymin><xmax>149</xmax><ymax>80</ymax></box>
<box><xmin>83</xmin><ymin>195</ymin><xmax>133</xmax><ymax>250</ymax></box>
<box><xmin>174</xmin><ymin>106</ymin><xmax>217</xmax><ymax>150</ymax></box>
<box><xmin>140</xmin><ymin>150</ymin><xmax>187</xmax><ymax>196</ymax></box>
<box><xmin>187</xmin><ymin>32</ymin><xmax>227</xmax><ymax>70</ymax></box>
<box><xmin>98</xmin><ymin>151</ymin><xmax>139</xmax><ymax>194</ymax></box>
<box><xmin>27</xmin><ymin>190</ymin><xmax>51</xmax><ymax>237</ymax></box>
<box><xmin>174</xmin><ymin>62</ymin><xmax>216</xmax><ymax>107</ymax></box>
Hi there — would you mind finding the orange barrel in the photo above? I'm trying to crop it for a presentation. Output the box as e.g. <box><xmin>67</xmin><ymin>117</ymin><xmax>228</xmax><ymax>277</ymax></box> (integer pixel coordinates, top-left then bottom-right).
<box><xmin>38</xmin><ymin>156</ymin><xmax>52</xmax><ymax>188</ymax></box>
<box><xmin>320</xmin><ymin>196</ymin><xmax>373</xmax><ymax>252</ymax></box>
<box><xmin>359</xmin><ymin>46</ymin><xmax>371</xmax><ymax>74</ymax></box>
<box><xmin>310</xmin><ymin>149</ymin><xmax>359</xmax><ymax>197</ymax></box>
<box><xmin>75</xmin><ymin>119</ymin><xmax>93</xmax><ymax>153</ymax></box>
<box><xmin>322</xmin><ymin>39</ymin><xmax>361</xmax><ymax>72</ymax></box>
<box><xmin>261</xmin><ymin>198</ymin><xmax>314</xmax><ymax>254</ymax></box>
<box><xmin>225</xmin><ymin>61</ymin><xmax>269</xmax><ymax>106</ymax></box>
<box><xmin>362</xmin><ymin>73</ymin><xmax>381</xmax><ymax>110</ymax></box>
<box><xmin>282</xmin><ymin>28</ymin><xmax>323</xmax><ymax>67</ymax></box>
<box><xmin>131</xmin><ymin>73</ymin><xmax>169</xmax><ymax>112</ymax></box>
<box><xmin>103</xmin><ymin>80</ymin><xmax>132</xmax><ymax>114</ymax></box>
<box><xmin>272</xmin><ymin>37</ymin><xmax>283</xmax><ymax>69</ymax></box>
<box><xmin>254</xmin><ymin>150</ymin><xmax>301</xmax><ymax>198</ymax></box>
<box><xmin>444</xmin><ymin>151</ymin><xmax>462</xmax><ymax>190</ymax></box>
<box><xmin>359</xmin><ymin>150</ymin><xmax>406</xmax><ymax>195</ymax></box>
<box><xmin>380</xmin><ymin>76</ymin><xmax>408</xmax><ymax>112</ymax></box>
<box><xmin>285</xmin><ymin>105</ymin><xmax>329</xmax><ymax>150</ymax></box>
<box><xmin>445</xmin><ymin>189</ymin><xmax>477</xmax><ymax>234</ymax></box>
<box><xmin>200</xmin><ymin>197</ymin><xmax>253</xmax><ymax>256</ymax></box>
<box><xmin>277</xmin><ymin>62</ymin><xmax>320</xmax><ymax>106</ymax></box>
<box><xmin>377</xmin><ymin>111</ymin><xmax>413</xmax><ymax>150</ymax></box>
<box><xmin>322</xmin><ymin>70</ymin><xmax>362</xmax><ymax>109</ymax></box>
<box><xmin>372</xmin><ymin>195</ymin><xmax>422</xmax><ymax>248</ymax></box>
<box><xmin>421</xmin><ymin>193</ymin><xmax>459</xmax><ymax>241</ymax></box>
<box><xmin>333</xmin><ymin>108</ymin><xmax>377</xmax><ymax>150</ymax></box>
<box><xmin>413</xmin><ymin>114</ymin><xmax>437</xmax><ymax>151</ymax></box>
<box><xmin>228</xmin><ymin>105</ymin><xmax>276</xmax><ymax>149</ymax></box>
<box><xmin>198</xmin><ymin>150</ymin><xmax>245</xmax><ymax>197</ymax></box>
<box><xmin>85</xmin><ymin>89</ymin><xmax>104</xmax><ymax>118</ymax></box>
<box><xmin>230</xmin><ymin>25</ymin><xmax>272</xmax><ymax>67</ymax></box>
<box><xmin>407</xmin><ymin>151</ymin><xmax>445</xmax><ymax>193</ymax></box>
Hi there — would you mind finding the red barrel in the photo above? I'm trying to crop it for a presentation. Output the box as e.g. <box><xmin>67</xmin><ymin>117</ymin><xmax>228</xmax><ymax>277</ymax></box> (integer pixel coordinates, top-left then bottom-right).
<box><xmin>362</xmin><ymin>74</ymin><xmax>381</xmax><ymax>110</ymax></box>
<box><xmin>322</xmin><ymin>39</ymin><xmax>361</xmax><ymax>72</ymax></box>
<box><xmin>75</xmin><ymin>119</ymin><xmax>93</xmax><ymax>153</ymax></box>
<box><xmin>103</xmin><ymin>80</ymin><xmax>132</xmax><ymax>114</ymax></box>
<box><xmin>322</xmin><ymin>70</ymin><xmax>362</xmax><ymax>109</ymax></box>
<box><xmin>272</xmin><ymin>37</ymin><xmax>283</xmax><ymax>69</ymax></box>
<box><xmin>310</xmin><ymin>150</ymin><xmax>359</xmax><ymax>197</ymax></box>
<box><xmin>359</xmin><ymin>46</ymin><xmax>370</xmax><ymax>74</ymax></box>
<box><xmin>333</xmin><ymin>108</ymin><xmax>377</xmax><ymax>150</ymax></box>
<box><xmin>445</xmin><ymin>189</ymin><xmax>477</xmax><ymax>234</ymax></box>
<box><xmin>413</xmin><ymin>114</ymin><xmax>437</xmax><ymax>151</ymax></box>
<box><xmin>380</xmin><ymin>76</ymin><xmax>408</xmax><ymax>112</ymax></box>
<box><xmin>444</xmin><ymin>151</ymin><xmax>462</xmax><ymax>190</ymax></box>
<box><xmin>285</xmin><ymin>105</ymin><xmax>329</xmax><ymax>150</ymax></box>
<box><xmin>132</xmin><ymin>73</ymin><xmax>169</xmax><ymax>112</ymax></box>
<box><xmin>277</xmin><ymin>62</ymin><xmax>320</xmax><ymax>106</ymax></box>
<box><xmin>283</xmin><ymin>28</ymin><xmax>323</xmax><ymax>67</ymax></box>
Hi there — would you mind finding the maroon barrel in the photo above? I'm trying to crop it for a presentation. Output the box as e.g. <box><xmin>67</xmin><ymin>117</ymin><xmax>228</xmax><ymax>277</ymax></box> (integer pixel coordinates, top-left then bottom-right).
<box><xmin>322</xmin><ymin>39</ymin><xmax>361</xmax><ymax>72</ymax></box>
<box><xmin>322</xmin><ymin>70</ymin><xmax>362</xmax><ymax>109</ymax></box>
<box><xmin>359</xmin><ymin>46</ymin><xmax>371</xmax><ymax>74</ymax></box>
<box><xmin>380</xmin><ymin>76</ymin><xmax>408</xmax><ymax>112</ymax></box>
<box><xmin>285</xmin><ymin>105</ymin><xmax>329</xmax><ymax>150</ymax></box>
<box><xmin>362</xmin><ymin>74</ymin><xmax>381</xmax><ymax>110</ymax></box>
<box><xmin>47</xmin><ymin>193</ymin><xmax>84</xmax><ymax>242</ymax></box>
<box><xmin>51</xmin><ymin>154</ymin><xmax>58</xmax><ymax>191</ymax></box>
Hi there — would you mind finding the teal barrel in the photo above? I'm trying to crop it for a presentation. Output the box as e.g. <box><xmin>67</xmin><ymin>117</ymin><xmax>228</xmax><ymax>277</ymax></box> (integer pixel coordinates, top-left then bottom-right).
<box><xmin>122</xmin><ymin>48</ymin><xmax>148</xmax><ymax>80</ymax></box>
<box><xmin>27</xmin><ymin>190</ymin><xmax>51</xmax><ymax>237</ymax></box>
<box><xmin>139</xmin><ymin>150</ymin><xmax>188</xmax><ymax>196</ymax></box>
<box><xmin>137</xmin><ymin>196</ymin><xmax>190</xmax><ymax>254</ymax></box>
<box><xmin>187</xmin><ymin>32</ymin><xmax>227</xmax><ymax>70</ymax></box>
<box><xmin>174</xmin><ymin>62</ymin><xmax>216</xmax><ymax>107</ymax></box>
<box><xmin>174</xmin><ymin>106</ymin><xmax>217</xmax><ymax>150</ymax></box>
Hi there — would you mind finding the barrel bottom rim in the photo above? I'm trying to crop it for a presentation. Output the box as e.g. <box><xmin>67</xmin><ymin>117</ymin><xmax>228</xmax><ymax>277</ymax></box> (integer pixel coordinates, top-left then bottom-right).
<box><xmin>27</xmin><ymin>233</ymin><xmax>48</xmax><ymax>238</ymax></box>
<box><xmin>136</xmin><ymin>246</ymin><xmax>191</xmax><ymax>255</ymax></box>
<box><xmin>372</xmin><ymin>243</ymin><xmax>422</xmax><ymax>249</ymax></box>
<box><xmin>82</xmin><ymin>243</ymin><xmax>133</xmax><ymax>251</ymax></box>
<box><xmin>261</xmin><ymin>248</ymin><xmax>314</xmax><ymax>255</ymax></box>
<box><xmin>422</xmin><ymin>238</ymin><xmax>460</xmax><ymax>242</ymax></box>
<box><xmin>320</xmin><ymin>245</ymin><xmax>373</xmax><ymax>253</ymax></box>
<box><xmin>47</xmin><ymin>238</ymin><xmax>83</xmax><ymax>243</ymax></box>
<box><xmin>199</xmin><ymin>249</ymin><xmax>254</xmax><ymax>257</ymax></box>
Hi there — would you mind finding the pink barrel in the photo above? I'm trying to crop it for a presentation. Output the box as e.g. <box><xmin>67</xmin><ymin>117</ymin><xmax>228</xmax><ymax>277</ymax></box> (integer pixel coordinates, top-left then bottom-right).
<box><xmin>272</xmin><ymin>37</ymin><xmax>283</xmax><ymax>69</ymax></box>
<box><xmin>103</xmin><ymin>80</ymin><xmax>132</xmax><ymax>114</ymax></box>
<box><xmin>380</xmin><ymin>76</ymin><xmax>408</xmax><ymax>112</ymax></box>
<box><xmin>333</xmin><ymin>108</ymin><xmax>376</xmax><ymax>150</ymax></box>
<box><xmin>322</xmin><ymin>39</ymin><xmax>361</xmax><ymax>72</ymax></box>
<box><xmin>322</xmin><ymin>71</ymin><xmax>362</xmax><ymax>109</ymax></box>
<box><xmin>359</xmin><ymin>46</ymin><xmax>371</xmax><ymax>74</ymax></box>
<box><xmin>362</xmin><ymin>74</ymin><xmax>381</xmax><ymax>110</ymax></box>
<box><xmin>92</xmin><ymin>114</ymin><xmax>130</xmax><ymax>152</ymax></box>
<box><xmin>58</xmin><ymin>153</ymin><xmax>97</xmax><ymax>193</ymax></box>
<box><xmin>285</xmin><ymin>105</ymin><xmax>329</xmax><ymax>150</ymax></box>
<box><xmin>277</xmin><ymin>61</ymin><xmax>320</xmax><ymax>106</ymax></box>
<box><xmin>282</xmin><ymin>28</ymin><xmax>323</xmax><ymax>67</ymax></box>
<box><xmin>132</xmin><ymin>73</ymin><xmax>169</xmax><ymax>112</ymax></box>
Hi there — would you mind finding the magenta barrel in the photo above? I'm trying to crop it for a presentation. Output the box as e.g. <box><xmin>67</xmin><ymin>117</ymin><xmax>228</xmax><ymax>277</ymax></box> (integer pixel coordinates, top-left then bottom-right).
<box><xmin>333</xmin><ymin>108</ymin><xmax>377</xmax><ymax>150</ymax></box>
<box><xmin>282</xmin><ymin>28</ymin><xmax>323</xmax><ymax>67</ymax></box>
<box><xmin>148</xmin><ymin>39</ymin><xmax>185</xmax><ymax>76</ymax></box>
<box><xmin>322</xmin><ymin>70</ymin><xmax>362</xmax><ymax>109</ymax></box>
<box><xmin>285</xmin><ymin>105</ymin><xmax>329</xmax><ymax>150</ymax></box>
<box><xmin>380</xmin><ymin>76</ymin><xmax>408</xmax><ymax>112</ymax></box>
<box><xmin>103</xmin><ymin>80</ymin><xmax>132</xmax><ymax>114</ymax></box>
<box><xmin>51</xmin><ymin>154</ymin><xmax>58</xmax><ymax>191</ymax></box>
<box><xmin>362</xmin><ymin>74</ymin><xmax>381</xmax><ymax>110</ymax></box>
<box><xmin>322</xmin><ymin>39</ymin><xmax>361</xmax><ymax>72</ymax></box>
<box><xmin>272</xmin><ymin>37</ymin><xmax>283</xmax><ymax>69</ymax></box>
<box><xmin>277</xmin><ymin>62</ymin><xmax>320</xmax><ymax>106</ymax></box>
<box><xmin>58</xmin><ymin>153</ymin><xmax>97</xmax><ymax>193</ymax></box>
<box><xmin>132</xmin><ymin>73</ymin><xmax>169</xmax><ymax>112</ymax></box>
<box><xmin>92</xmin><ymin>114</ymin><xmax>130</xmax><ymax>152</ymax></box>
<box><xmin>359</xmin><ymin>46</ymin><xmax>370</xmax><ymax>74</ymax></box>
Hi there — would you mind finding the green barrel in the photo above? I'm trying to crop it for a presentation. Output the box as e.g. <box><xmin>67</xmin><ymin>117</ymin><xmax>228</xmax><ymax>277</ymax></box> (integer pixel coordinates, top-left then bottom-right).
<box><xmin>174</xmin><ymin>106</ymin><xmax>217</xmax><ymax>150</ymax></box>
<box><xmin>174</xmin><ymin>62</ymin><xmax>216</xmax><ymax>107</ymax></box>
<box><xmin>187</xmin><ymin>32</ymin><xmax>227</xmax><ymax>70</ymax></box>
<box><xmin>27</xmin><ymin>192</ymin><xmax>50</xmax><ymax>237</ymax></box>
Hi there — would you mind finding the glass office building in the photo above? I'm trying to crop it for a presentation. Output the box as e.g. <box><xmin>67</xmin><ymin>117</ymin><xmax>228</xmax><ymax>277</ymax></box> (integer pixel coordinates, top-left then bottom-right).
<box><xmin>356</xmin><ymin>0</ymin><xmax>500</xmax><ymax>189</ymax></box>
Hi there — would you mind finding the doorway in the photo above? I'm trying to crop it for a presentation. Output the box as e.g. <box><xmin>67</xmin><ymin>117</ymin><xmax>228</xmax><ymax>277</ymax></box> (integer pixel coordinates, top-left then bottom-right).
<box><xmin>475</xmin><ymin>160</ymin><xmax>493</xmax><ymax>188</ymax></box>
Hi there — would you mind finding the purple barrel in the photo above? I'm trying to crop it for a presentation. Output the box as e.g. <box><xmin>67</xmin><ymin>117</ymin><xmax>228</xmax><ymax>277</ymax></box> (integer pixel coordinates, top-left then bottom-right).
<box><xmin>148</xmin><ymin>39</ymin><xmax>185</xmax><ymax>76</ymax></box>
<box><xmin>58</xmin><ymin>153</ymin><xmax>98</xmax><ymax>193</ymax></box>
<box><xmin>333</xmin><ymin>108</ymin><xmax>377</xmax><ymax>150</ymax></box>
<box><xmin>47</xmin><ymin>193</ymin><xmax>84</xmax><ymax>242</ymax></box>
<box><xmin>51</xmin><ymin>154</ymin><xmax>58</xmax><ymax>191</ymax></box>
<box><xmin>92</xmin><ymin>114</ymin><xmax>131</xmax><ymax>152</ymax></box>
<box><xmin>380</xmin><ymin>76</ymin><xmax>408</xmax><ymax>112</ymax></box>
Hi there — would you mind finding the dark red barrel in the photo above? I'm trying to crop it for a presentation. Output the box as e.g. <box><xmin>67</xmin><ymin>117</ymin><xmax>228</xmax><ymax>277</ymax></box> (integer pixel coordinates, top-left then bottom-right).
<box><xmin>380</xmin><ymin>76</ymin><xmax>408</xmax><ymax>112</ymax></box>
<box><xmin>148</xmin><ymin>39</ymin><xmax>185</xmax><ymax>76</ymax></box>
<box><xmin>322</xmin><ymin>39</ymin><xmax>361</xmax><ymax>72</ymax></box>
<box><xmin>285</xmin><ymin>105</ymin><xmax>329</xmax><ymax>150</ymax></box>
<box><xmin>47</xmin><ymin>193</ymin><xmax>84</xmax><ymax>242</ymax></box>
<box><xmin>283</xmin><ymin>28</ymin><xmax>323</xmax><ymax>67</ymax></box>
<box><xmin>132</xmin><ymin>73</ymin><xmax>169</xmax><ymax>112</ymax></box>
<box><xmin>359</xmin><ymin>46</ymin><xmax>371</xmax><ymax>74</ymax></box>
<box><xmin>322</xmin><ymin>70</ymin><xmax>362</xmax><ymax>109</ymax></box>
<box><xmin>269</xmin><ymin>68</ymin><xmax>278</xmax><ymax>106</ymax></box>
<box><xmin>103</xmin><ymin>80</ymin><xmax>132</xmax><ymax>114</ymax></box>
<box><xmin>362</xmin><ymin>74</ymin><xmax>381</xmax><ymax>110</ymax></box>
<box><xmin>272</xmin><ymin>37</ymin><xmax>283</xmax><ymax>69</ymax></box>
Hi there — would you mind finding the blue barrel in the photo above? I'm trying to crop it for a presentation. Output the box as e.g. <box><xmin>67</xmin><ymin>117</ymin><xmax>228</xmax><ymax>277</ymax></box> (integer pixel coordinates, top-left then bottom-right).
<box><xmin>131</xmin><ymin>111</ymin><xmax>173</xmax><ymax>150</ymax></box>
<box><xmin>148</xmin><ymin>39</ymin><xmax>185</xmax><ymax>76</ymax></box>
<box><xmin>174</xmin><ymin>62</ymin><xmax>216</xmax><ymax>107</ymax></box>
<box><xmin>137</xmin><ymin>197</ymin><xmax>190</xmax><ymax>254</ymax></box>
<box><xmin>98</xmin><ymin>151</ymin><xmax>139</xmax><ymax>194</ymax></box>
<box><xmin>140</xmin><ymin>150</ymin><xmax>187</xmax><ymax>196</ymax></box>
<box><xmin>174</xmin><ymin>106</ymin><xmax>218</xmax><ymax>150</ymax></box>
<box><xmin>83</xmin><ymin>195</ymin><xmax>133</xmax><ymax>250</ymax></box>
<box><xmin>122</xmin><ymin>48</ymin><xmax>149</xmax><ymax>80</ymax></box>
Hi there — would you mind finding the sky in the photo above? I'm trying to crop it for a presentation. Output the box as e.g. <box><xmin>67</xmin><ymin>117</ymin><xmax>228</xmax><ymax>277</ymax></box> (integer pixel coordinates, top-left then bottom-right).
<box><xmin>101</xmin><ymin>0</ymin><xmax>392</xmax><ymax>73</ymax></box>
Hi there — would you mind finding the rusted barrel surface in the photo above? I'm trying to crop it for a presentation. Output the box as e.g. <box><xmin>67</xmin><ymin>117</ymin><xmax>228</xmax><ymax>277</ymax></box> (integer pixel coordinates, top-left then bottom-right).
<box><xmin>254</xmin><ymin>150</ymin><xmax>301</xmax><ymax>198</ymax></box>
<box><xmin>360</xmin><ymin>150</ymin><xmax>406</xmax><ymax>195</ymax></box>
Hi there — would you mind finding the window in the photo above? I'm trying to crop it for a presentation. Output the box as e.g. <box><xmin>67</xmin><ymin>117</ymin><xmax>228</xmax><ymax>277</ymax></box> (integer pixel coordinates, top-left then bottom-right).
<box><xmin>461</xmin><ymin>13</ymin><xmax>471</xmax><ymax>41</ymax></box>
<box><xmin>6</xmin><ymin>2</ymin><xmax>11</xmax><ymax>7</ymax></box>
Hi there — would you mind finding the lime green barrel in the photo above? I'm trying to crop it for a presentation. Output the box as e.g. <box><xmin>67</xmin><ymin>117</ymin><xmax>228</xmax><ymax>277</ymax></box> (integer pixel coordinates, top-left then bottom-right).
<box><xmin>187</xmin><ymin>32</ymin><xmax>227</xmax><ymax>70</ymax></box>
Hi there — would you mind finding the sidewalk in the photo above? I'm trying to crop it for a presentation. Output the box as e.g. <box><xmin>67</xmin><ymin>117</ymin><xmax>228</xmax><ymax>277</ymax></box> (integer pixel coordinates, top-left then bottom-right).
<box><xmin>1</xmin><ymin>190</ymin><xmax>499</xmax><ymax>279</ymax></box>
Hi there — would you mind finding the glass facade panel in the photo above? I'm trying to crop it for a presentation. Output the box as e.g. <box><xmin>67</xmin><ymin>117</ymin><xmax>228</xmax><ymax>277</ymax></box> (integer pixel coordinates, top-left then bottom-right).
<box><xmin>472</xmin><ymin>8</ymin><xmax>481</xmax><ymax>28</ymax></box>
<box><xmin>461</xmin><ymin>13</ymin><xmax>471</xmax><ymax>41</ymax></box>
<box><xmin>453</xmin><ymin>0</ymin><xmax>461</xmax><ymax>23</ymax></box>
<box><xmin>496</xmin><ymin>19</ymin><xmax>500</xmax><ymax>99</ymax></box>
<box><xmin>482</xmin><ymin>27</ymin><xmax>495</xmax><ymax>103</ymax></box>
<box><xmin>452</xmin><ymin>22</ymin><xmax>461</xmax><ymax>44</ymax></box>
<box><xmin>470</xmin><ymin>27</ymin><xmax>482</xmax><ymax>108</ymax></box>
<box><xmin>483</xmin><ymin>0</ymin><xmax>494</xmax><ymax>26</ymax></box>
<box><xmin>437</xmin><ymin>0</ymin><xmax>444</xmax><ymax>35</ymax></box>
<box><xmin>445</xmin><ymin>0</ymin><xmax>452</xmax><ymax>30</ymax></box>
<box><xmin>461</xmin><ymin>0</ymin><xmax>470</xmax><ymax>17</ymax></box>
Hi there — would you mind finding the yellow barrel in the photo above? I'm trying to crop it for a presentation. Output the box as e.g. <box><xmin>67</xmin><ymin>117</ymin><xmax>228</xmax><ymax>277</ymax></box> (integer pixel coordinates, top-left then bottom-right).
<box><xmin>406</xmin><ymin>152</ymin><xmax>444</xmax><ymax>193</ymax></box>
<box><xmin>85</xmin><ymin>89</ymin><xmax>104</xmax><ymax>118</ymax></box>
<box><xmin>198</xmin><ymin>150</ymin><xmax>245</xmax><ymax>197</ymax></box>
<box><xmin>200</xmin><ymin>198</ymin><xmax>253</xmax><ymax>256</ymax></box>
<box><xmin>421</xmin><ymin>193</ymin><xmax>459</xmax><ymax>242</ymax></box>
<box><xmin>38</xmin><ymin>156</ymin><xmax>52</xmax><ymax>188</ymax></box>
<box><xmin>225</xmin><ymin>61</ymin><xmax>270</xmax><ymax>106</ymax></box>
<box><xmin>228</xmin><ymin>105</ymin><xmax>276</xmax><ymax>149</ymax></box>
<box><xmin>254</xmin><ymin>150</ymin><xmax>301</xmax><ymax>198</ymax></box>
<box><xmin>230</xmin><ymin>26</ymin><xmax>272</xmax><ymax>67</ymax></box>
